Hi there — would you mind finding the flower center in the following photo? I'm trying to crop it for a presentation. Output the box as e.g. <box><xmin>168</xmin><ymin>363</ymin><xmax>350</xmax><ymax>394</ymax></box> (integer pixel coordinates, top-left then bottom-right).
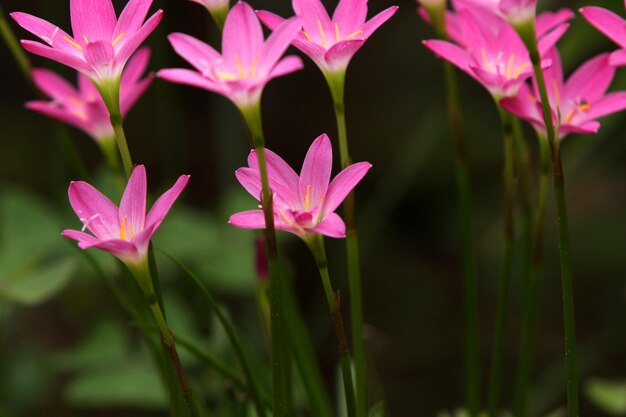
<box><xmin>480</xmin><ymin>49</ymin><xmax>529</xmax><ymax>79</ymax></box>
<box><xmin>119</xmin><ymin>215</ymin><xmax>136</xmax><ymax>240</ymax></box>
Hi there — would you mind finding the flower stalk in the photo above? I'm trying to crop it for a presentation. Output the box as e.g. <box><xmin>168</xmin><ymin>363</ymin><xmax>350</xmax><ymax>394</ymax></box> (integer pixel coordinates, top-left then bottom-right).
<box><xmin>307</xmin><ymin>235</ymin><xmax>357</xmax><ymax>417</ymax></box>
<box><xmin>240</xmin><ymin>103</ymin><xmax>287</xmax><ymax>417</ymax></box>
<box><xmin>326</xmin><ymin>69</ymin><xmax>367</xmax><ymax>417</ymax></box>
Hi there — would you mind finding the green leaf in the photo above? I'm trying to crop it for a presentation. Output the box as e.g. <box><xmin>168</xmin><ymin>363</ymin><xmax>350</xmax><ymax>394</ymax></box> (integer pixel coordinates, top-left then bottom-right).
<box><xmin>586</xmin><ymin>378</ymin><xmax>626</xmax><ymax>415</ymax></box>
<box><xmin>0</xmin><ymin>259</ymin><xmax>76</xmax><ymax>305</ymax></box>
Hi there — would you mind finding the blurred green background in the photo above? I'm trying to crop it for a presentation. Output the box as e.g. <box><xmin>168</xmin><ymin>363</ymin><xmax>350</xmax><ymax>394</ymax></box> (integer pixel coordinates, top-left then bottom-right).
<box><xmin>1</xmin><ymin>0</ymin><xmax>626</xmax><ymax>415</ymax></box>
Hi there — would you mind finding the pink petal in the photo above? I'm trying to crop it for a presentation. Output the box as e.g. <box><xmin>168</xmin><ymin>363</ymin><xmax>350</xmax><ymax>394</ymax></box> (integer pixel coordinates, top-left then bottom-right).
<box><xmin>21</xmin><ymin>40</ymin><xmax>91</xmax><ymax>74</ymax></box>
<box><xmin>25</xmin><ymin>101</ymin><xmax>92</xmax><ymax>136</ymax></box>
<box><xmin>157</xmin><ymin>68</ymin><xmax>228</xmax><ymax>95</ymax></box>
<box><xmin>536</xmin><ymin>8</ymin><xmax>574</xmax><ymax>38</ymax></box>
<box><xmin>120</xmin><ymin>75</ymin><xmax>153</xmax><ymax>116</ymax></box>
<box><xmin>299</xmin><ymin>134</ymin><xmax>332</xmax><ymax>210</ymax></box>
<box><xmin>268</xmin><ymin>56</ymin><xmax>304</xmax><ymax>79</ymax></box>
<box><xmin>87</xmin><ymin>239</ymin><xmax>139</xmax><ymax>260</ymax></box>
<box><xmin>248</xmin><ymin>148</ymin><xmax>301</xmax><ymax>206</ymax></box>
<box><xmin>256</xmin><ymin>10</ymin><xmax>287</xmax><ymax>31</ymax></box>
<box><xmin>168</xmin><ymin>32</ymin><xmax>221</xmax><ymax>72</ymax></box>
<box><xmin>291</xmin><ymin>37</ymin><xmax>327</xmax><ymax>67</ymax></box>
<box><xmin>62</xmin><ymin>229</ymin><xmax>100</xmax><ymax>248</ymax></box>
<box><xmin>362</xmin><ymin>6</ymin><xmax>398</xmax><ymax>38</ymax></box>
<box><xmin>259</xmin><ymin>17</ymin><xmax>303</xmax><ymax>74</ymax></box>
<box><xmin>77</xmin><ymin>73</ymin><xmax>100</xmax><ymax>101</ymax></box>
<box><xmin>114</xmin><ymin>0</ymin><xmax>154</xmax><ymax>38</ymax></box>
<box><xmin>68</xmin><ymin>181</ymin><xmax>120</xmax><ymax>240</ymax></box>
<box><xmin>113</xmin><ymin>10</ymin><xmax>163</xmax><ymax>70</ymax></box>
<box><xmin>222</xmin><ymin>2</ymin><xmax>264</xmax><ymax>68</ymax></box>
<box><xmin>609</xmin><ymin>49</ymin><xmax>626</xmax><ymax>66</ymax></box>
<box><xmin>229</xmin><ymin>209</ymin><xmax>295</xmax><ymax>234</ymax></box>
<box><xmin>538</xmin><ymin>23</ymin><xmax>569</xmax><ymax>56</ymax></box>
<box><xmin>121</xmin><ymin>47</ymin><xmax>151</xmax><ymax>86</ymax></box>
<box><xmin>324</xmin><ymin>39</ymin><xmax>364</xmax><ymax>70</ymax></box>
<box><xmin>145</xmin><ymin>174</ymin><xmax>190</xmax><ymax>229</ymax></box>
<box><xmin>560</xmin><ymin>121</ymin><xmax>599</xmax><ymax>136</ymax></box>
<box><xmin>84</xmin><ymin>40</ymin><xmax>115</xmax><ymax>67</ymax></box>
<box><xmin>332</xmin><ymin>0</ymin><xmax>367</xmax><ymax>37</ymax></box>
<box><xmin>323</xmin><ymin>161</ymin><xmax>371</xmax><ymax>214</ymax></box>
<box><xmin>119</xmin><ymin>165</ymin><xmax>147</xmax><ymax>233</ymax></box>
<box><xmin>422</xmin><ymin>40</ymin><xmax>473</xmax><ymax>79</ymax></box>
<box><xmin>235</xmin><ymin>167</ymin><xmax>295</xmax><ymax>212</ymax></box>
<box><xmin>580</xmin><ymin>6</ymin><xmax>626</xmax><ymax>49</ymax></box>
<box><xmin>10</xmin><ymin>12</ymin><xmax>79</xmax><ymax>55</ymax></box>
<box><xmin>129</xmin><ymin>222</ymin><xmax>159</xmax><ymax>255</ymax></box>
<box><xmin>70</xmin><ymin>0</ymin><xmax>117</xmax><ymax>43</ymax></box>
<box><xmin>31</xmin><ymin>68</ymin><xmax>78</xmax><ymax>100</ymax></box>
<box><xmin>499</xmin><ymin>90</ymin><xmax>544</xmax><ymax>129</ymax></box>
<box><xmin>312</xmin><ymin>212</ymin><xmax>346</xmax><ymax>238</ymax></box>
<box><xmin>292</xmin><ymin>0</ymin><xmax>333</xmax><ymax>44</ymax></box>
<box><xmin>585</xmin><ymin>92</ymin><xmax>626</xmax><ymax>120</ymax></box>
<box><xmin>565</xmin><ymin>53</ymin><xmax>613</xmax><ymax>103</ymax></box>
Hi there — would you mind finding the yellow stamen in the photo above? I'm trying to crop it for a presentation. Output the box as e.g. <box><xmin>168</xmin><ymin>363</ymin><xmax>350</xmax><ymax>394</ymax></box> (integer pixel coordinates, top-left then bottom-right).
<box><xmin>120</xmin><ymin>216</ymin><xmax>128</xmax><ymax>240</ymax></box>
<box><xmin>302</xmin><ymin>30</ymin><xmax>312</xmax><ymax>42</ymax></box>
<box><xmin>63</xmin><ymin>36</ymin><xmax>83</xmax><ymax>51</ymax></box>
<box><xmin>513</xmin><ymin>63</ymin><xmax>530</xmax><ymax>78</ymax></box>
<box><xmin>216</xmin><ymin>71</ymin><xmax>237</xmax><ymax>80</ymax></box>
<box><xmin>481</xmin><ymin>48</ymin><xmax>490</xmax><ymax>68</ymax></box>
<box><xmin>335</xmin><ymin>23</ymin><xmax>340</xmax><ymax>42</ymax></box>
<box><xmin>112</xmin><ymin>32</ymin><xmax>126</xmax><ymax>46</ymax></box>
<box><xmin>82</xmin><ymin>34</ymin><xmax>89</xmax><ymax>44</ymax></box>
<box><xmin>578</xmin><ymin>101</ymin><xmax>591</xmax><ymax>112</ymax></box>
<box><xmin>235</xmin><ymin>55</ymin><xmax>245</xmax><ymax>78</ymax></box>
<box><xmin>506</xmin><ymin>54</ymin><xmax>515</xmax><ymax>79</ymax></box>
<box><xmin>345</xmin><ymin>30</ymin><xmax>363</xmax><ymax>40</ymax></box>
<box><xmin>305</xmin><ymin>184</ymin><xmax>311</xmax><ymax>211</ymax></box>
<box><xmin>564</xmin><ymin>110</ymin><xmax>575</xmax><ymax>123</ymax></box>
<box><xmin>552</xmin><ymin>79</ymin><xmax>561</xmax><ymax>106</ymax></box>
<box><xmin>249</xmin><ymin>55</ymin><xmax>259</xmax><ymax>77</ymax></box>
<box><xmin>317</xmin><ymin>19</ymin><xmax>326</xmax><ymax>46</ymax></box>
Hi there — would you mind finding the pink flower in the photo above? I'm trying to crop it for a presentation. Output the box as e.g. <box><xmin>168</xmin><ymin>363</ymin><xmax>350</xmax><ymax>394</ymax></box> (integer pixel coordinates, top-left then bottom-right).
<box><xmin>580</xmin><ymin>3</ymin><xmax>626</xmax><ymax>66</ymax></box>
<box><xmin>451</xmin><ymin>0</ymin><xmax>536</xmax><ymax>24</ymax></box>
<box><xmin>230</xmin><ymin>134</ymin><xmax>371</xmax><ymax>240</ymax></box>
<box><xmin>500</xmin><ymin>49</ymin><xmax>626</xmax><ymax>138</ymax></box>
<box><xmin>62</xmin><ymin>165</ymin><xmax>189</xmax><ymax>264</ymax></box>
<box><xmin>158</xmin><ymin>2</ymin><xmax>303</xmax><ymax>110</ymax></box>
<box><xmin>26</xmin><ymin>48</ymin><xmax>153</xmax><ymax>142</ymax></box>
<box><xmin>11</xmin><ymin>0</ymin><xmax>162</xmax><ymax>85</ymax></box>
<box><xmin>257</xmin><ymin>0</ymin><xmax>398</xmax><ymax>74</ymax></box>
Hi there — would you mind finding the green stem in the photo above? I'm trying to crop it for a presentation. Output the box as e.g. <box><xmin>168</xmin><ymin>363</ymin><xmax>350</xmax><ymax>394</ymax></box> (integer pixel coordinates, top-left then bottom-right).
<box><xmin>525</xmin><ymin>28</ymin><xmax>579</xmax><ymax>417</ymax></box>
<box><xmin>326</xmin><ymin>70</ymin><xmax>367</xmax><ymax>417</ymax></box>
<box><xmin>241</xmin><ymin>104</ymin><xmax>287</xmax><ymax>417</ymax></box>
<box><xmin>487</xmin><ymin>108</ymin><xmax>517</xmax><ymax>417</ymax></box>
<box><xmin>110</xmin><ymin>112</ymin><xmax>133</xmax><ymax>179</ymax></box>
<box><xmin>98</xmin><ymin>137</ymin><xmax>125</xmax><ymax>193</ymax></box>
<box><xmin>128</xmin><ymin>260</ymin><xmax>199</xmax><ymax>417</ymax></box>
<box><xmin>0</xmin><ymin>3</ymin><xmax>33</xmax><ymax>87</ymax></box>
<box><xmin>308</xmin><ymin>235</ymin><xmax>357</xmax><ymax>417</ymax></box>
<box><xmin>513</xmin><ymin>135</ymin><xmax>550</xmax><ymax>417</ymax></box>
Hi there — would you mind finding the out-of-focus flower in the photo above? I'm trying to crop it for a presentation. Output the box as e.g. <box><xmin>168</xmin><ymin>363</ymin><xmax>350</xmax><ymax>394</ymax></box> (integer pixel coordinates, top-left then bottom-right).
<box><xmin>158</xmin><ymin>2</ymin><xmax>303</xmax><ymax>110</ymax></box>
<box><xmin>27</xmin><ymin>48</ymin><xmax>152</xmax><ymax>142</ymax></box>
<box><xmin>500</xmin><ymin>50</ymin><xmax>626</xmax><ymax>138</ymax></box>
<box><xmin>257</xmin><ymin>0</ymin><xmax>398</xmax><ymax>75</ymax></box>
<box><xmin>230</xmin><ymin>134</ymin><xmax>371</xmax><ymax>240</ymax></box>
<box><xmin>11</xmin><ymin>0</ymin><xmax>162</xmax><ymax>88</ymax></box>
<box><xmin>62</xmin><ymin>165</ymin><xmax>189</xmax><ymax>265</ymax></box>
<box><xmin>580</xmin><ymin>4</ymin><xmax>626</xmax><ymax>66</ymax></box>
<box><xmin>188</xmin><ymin>0</ymin><xmax>230</xmax><ymax>29</ymax></box>
<box><xmin>451</xmin><ymin>0</ymin><xmax>536</xmax><ymax>24</ymax></box>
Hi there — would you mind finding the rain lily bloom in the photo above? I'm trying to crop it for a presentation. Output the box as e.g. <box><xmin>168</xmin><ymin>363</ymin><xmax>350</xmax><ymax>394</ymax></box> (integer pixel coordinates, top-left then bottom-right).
<box><xmin>500</xmin><ymin>50</ymin><xmax>626</xmax><ymax>138</ymax></box>
<box><xmin>26</xmin><ymin>48</ymin><xmax>153</xmax><ymax>142</ymax></box>
<box><xmin>423</xmin><ymin>8</ymin><xmax>537</xmax><ymax>98</ymax></box>
<box><xmin>580</xmin><ymin>3</ymin><xmax>626</xmax><ymax>67</ymax></box>
<box><xmin>62</xmin><ymin>165</ymin><xmax>189</xmax><ymax>265</ymax></box>
<box><xmin>11</xmin><ymin>0</ymin><xmax>162</xmax><ymax>89</ymax></box>
<box><xmin>158</xmin><ymin>2</ymin><xmax>303</xmax><ymax>111</ymax></box>
<box><xmin>452</xmin><ymin>0</ymin><xmax>536</xmax><ymax>24</ymax></box>
<box><xmin>257</xmin><ymin>0</ymin><xmax>399</xmax><ymax>75</ymax></box>
<box><xmin>230</xmin><ymin>134</ymin><xmax>372</xmax><ymax>240</ymax></box>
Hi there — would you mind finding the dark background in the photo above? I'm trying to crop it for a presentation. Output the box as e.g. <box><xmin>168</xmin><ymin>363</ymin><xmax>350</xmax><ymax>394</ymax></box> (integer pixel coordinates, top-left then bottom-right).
<box><xmin>1</xmin><ymin>0</ymin><xmax>626</xmax><ymax>416</ymax></box>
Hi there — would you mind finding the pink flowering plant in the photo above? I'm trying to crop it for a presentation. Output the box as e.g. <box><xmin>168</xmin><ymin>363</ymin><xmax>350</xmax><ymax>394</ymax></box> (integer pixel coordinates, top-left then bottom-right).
<box><xmin>5</xmin><ymin>0</ymin><xmax>626</xmax><ymax>416</ymax></box>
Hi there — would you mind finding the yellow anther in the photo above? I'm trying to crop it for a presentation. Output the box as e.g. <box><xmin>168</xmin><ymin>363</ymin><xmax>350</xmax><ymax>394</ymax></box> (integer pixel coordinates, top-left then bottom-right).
<box><xmin>120</xmin><ymin>216</ymin><xmax>128</xmax><ymax>240</ymax></box>
<box><xmin>83</xmin><ymin>34</ymin><xmax>89</xmax><ymax>44</ymax></box>
<box><xmin>506</xmin><ymin>54</ymin><xmax>515</xmax><ymax>79</ymax></box>
<box><xmin>481</xmin><ymin>48</ymin><xmax>490</xmax><ymax>68</ymax></box>
<box><xmin>552</xmin><ymin>79</ymin><xmax>561</xmax><ymax>106</ymax></box>
<box><xmin>317</xmin><ymin>19</ymin><xmax>327</xmax><ymax>46</ymax></box>
<box><xmin>564</xmin><ymin>110</ymin><xmax>575</xmax><ymax>123</ymax></box>
<box><xmin>305</xmin><ymin>184</ymin><xmax>311</xmax><ymax>211</ymax></box>
<box><xmin>302</xmin><ymin>30</ymin><xmax>312</xmax><ymax>42</ymax></box>
<box><xmin>345</xmin><ymin>30</ymin><xmax>363</xmax><ymax>40</ymax></box>
<box><xmin>335</xmin><ymin>23</ymin><xmax>340</xmax><ymax>42</ymax></box>
<box><xmin>578</xmin><ymin>101</ymin><xmax>591</xmax><ymax>112</ymax></box>
<box><xmin>63</xmin><ymin>36</ymin><xmax>83</xmax><ymax>51</ymax></box>
<box><xmin>112</xmin><ymin>32</ymin><xmax>126</xmax><ymax>46</ymax></box>
<box><xmin>249</xmin><ymin>55</ymin><xmax>259</xmax><ymax>77</ymax></box>
<box><xmin>216</xmin><ymin>71</ymin><xmax>237</xmax><ymax>81</ymax></box>
<box><xmin>513</xmin><ymin>63</ymin><xmax>530</xmax><ymax>78</ymax></box>
<box><xmin>235</xmin><ymin>55</ymin><xmax>245</xmax><ymax>78</ymax></box>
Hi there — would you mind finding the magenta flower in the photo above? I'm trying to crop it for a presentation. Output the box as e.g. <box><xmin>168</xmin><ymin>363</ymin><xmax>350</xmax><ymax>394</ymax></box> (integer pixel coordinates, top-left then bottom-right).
<box><xmin>158</xmin><ymin>2</ymin><xmax>303</xmax><ymax>110</ymax></box>
<box><xmin>230</xmin><ymin>134</ymin><xmax>371</xmax><ymax>240</ymax></box>
<box><xmin>62</xmin><ymin>165</ymin><xmax>189</xmax><ymax>264</ymax></box>
<box><xmin>580</xmin><ymin>4</ymin><xmax>626</xmax><ymax>66</ymax></box>
<box><xmin>11</xmin><ymin>0</ymin><xmax>162</xmax><ymax>85</ymax></box>
<box><xmin>257</xmin><ymin>0</ymin><xmax>398</xmax><ymax>74</ymax></box>
<box><xmin>500</xmin><ymin>49</ymin><xmax>626</xmax><ymax>138</ymax></box>
<box><xmin>26</xmin><ymin>48</ymin><xmax>153</xmax><ymax>142</ymax></box>
<box><xmin>451</xmin><ymin>0</ymin><xmax>536</xmax><ymax>24</ymax></box>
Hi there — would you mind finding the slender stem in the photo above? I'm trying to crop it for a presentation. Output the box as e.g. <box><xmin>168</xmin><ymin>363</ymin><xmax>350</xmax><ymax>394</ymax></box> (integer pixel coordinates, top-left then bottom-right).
<box><xmin>241</xmin><ymin>104</ymin><xmax>286</xmax><ymax>417</ymax></box>
<box><xmin>513</xmin><ymin>135</ymin><xmax>550</xmax><ymax>417</ymax></box>
<box><xmin>524</xmin><ymin>27</ymin><xmax>579</xmax><ymax>417</ymax></box>
<box><xmin>486</xmin><ymin>108</ymin><xmax>517</xmax><ymax>417</ymax></box>
<box><xmin>326</xmin><ymin>70</ymin><xmax>367</xmax><ymax>417</ymax></box>
<box><xmin>308</xmin><ymin>235</ymin><xmax>357</xmax><ymax>417</ymax></box>
<box><xmin>128</xmin><ymin>259</ymin><xmax>199</xmax><ymax>417</ymax></box>
<box><xmin>98</xmin><ymin>137</ymin><xmax>125</xmax><ymax>193</ymax></box>
<box><xmin>110</xmin><ymin>112</ymin><xmax>133</xmax><ymax>179</ymax></box>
